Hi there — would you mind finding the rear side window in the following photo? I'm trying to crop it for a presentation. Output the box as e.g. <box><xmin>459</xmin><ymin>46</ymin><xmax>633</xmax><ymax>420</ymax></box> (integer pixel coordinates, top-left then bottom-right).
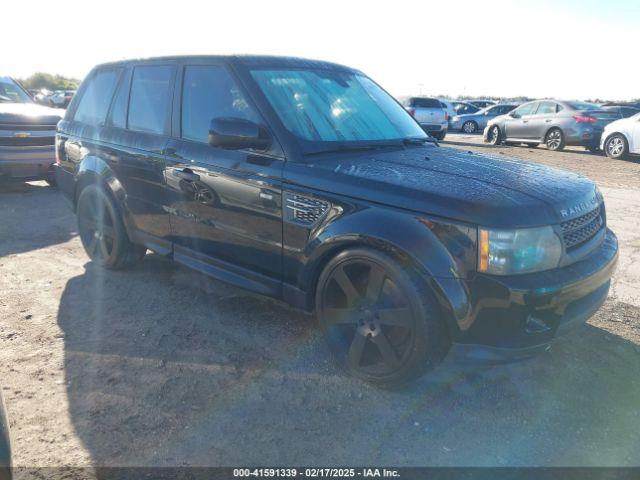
<box><xmin>73</xmin><ymin>69</ymin><xmax>120</xmax><ymax>126</ymax></box>
<box><xmin>410</xmin><ymin>98</ymin><xmax>441</xmax><ymax>108</ymax></box>
<box><xmin>536</xmin><ymin>102</ymin><xmax>557</xmax><ymax>115</ymax></box>
<box><xmin>181</xmin><ymin>65</ymin><xmax>260</xmax><ymax>144</ymax></box>
<box><xmin>128</xmin><ymin>66</ymin><xmax>173</xmax><ymax>135</ymax></box>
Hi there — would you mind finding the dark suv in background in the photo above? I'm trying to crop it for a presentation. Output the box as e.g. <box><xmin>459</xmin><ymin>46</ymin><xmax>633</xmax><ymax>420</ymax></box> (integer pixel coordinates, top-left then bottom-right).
<box><xmin>0</xmin><ymin>76</ymin><xmax>62</xmax><ymax>184</ymax></box>
<box><xmin>55</xmin><ymin>56</ymin><xmax>617</xmax><ymax>386</ymax></box>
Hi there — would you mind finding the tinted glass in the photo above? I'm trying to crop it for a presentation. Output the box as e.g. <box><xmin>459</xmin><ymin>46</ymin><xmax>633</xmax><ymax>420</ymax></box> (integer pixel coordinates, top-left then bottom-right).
<box><xmin>621</xmin><ymin>107</ymin><xmax>639</xmax><ymax>118</ymax></box>
<box><xmin>128</xmin><ymin>66</ymin><xmax>173</xmax><ymax>134</ymax></box>
<box><xmin>181</xmin><ymin>65</ymin><xmax>260</xmax><ymax>144</ymax></box>
<box><xmin>110</xmin><ymin>70</ymin><xmax>131</xmax><ymax>128</ymax></box>
<box><xmin>454</xmin><ymin>103</ymin><xmax>479</xmax><ymax>115</ymax></box>
<box><xmin>536</xmin><ymin>102</ymin><xmax>557</xmax><ymax>115</ymax></box>
<box><xmin>567</xmin><ymin>101</ymin><xmax>600</xmax><ymax>111</ymax></box>
<box><xmin>0</xmin><ymin>77</ymin><xmax>32</xmax><ymax>103</ymax></box>
<box><xmin>411</xmin><ymin>97</ymin><xmax>441</xmax><ymax>108</ymax></box>
<box><xmin>73</xmin><ymin>69</ymin><xmax>120</xmax><ymax>125</ymax></box>
<box><xmin>251</xmin><ymin>69</ymin><xmax>426</xmax><ymax>143</ymax></box>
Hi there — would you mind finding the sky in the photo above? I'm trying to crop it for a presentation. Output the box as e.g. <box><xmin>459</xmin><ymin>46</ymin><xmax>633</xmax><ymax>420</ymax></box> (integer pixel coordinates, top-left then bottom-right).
<box><xmin>3</xmin><ymin>0</ymin><xmax>638</xmax><ymax>100</ymax></box>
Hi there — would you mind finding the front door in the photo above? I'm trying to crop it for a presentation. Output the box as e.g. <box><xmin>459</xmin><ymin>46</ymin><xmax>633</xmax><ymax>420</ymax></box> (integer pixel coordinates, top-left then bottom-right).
<box><xmin>504</xmin><ymin>102</ymin><xmax>539</xmax><ymax>139</ymax></box>
<box><xmin>163</xmin><ymin>63</ymin><xmax>284</xmax><ymax>291</ymax></box>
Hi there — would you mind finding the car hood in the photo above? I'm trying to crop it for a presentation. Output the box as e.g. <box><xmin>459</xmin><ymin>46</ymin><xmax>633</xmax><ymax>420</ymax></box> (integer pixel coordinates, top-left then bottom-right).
<box><xmin>0</xmin><ymin>102</ymin><xmax>63</xmax><ymax>125</ymax></box>
<box><xmin>286</xmin><ymin>146</ymin><xmax>599</xmax><ymax>228</ymax></box>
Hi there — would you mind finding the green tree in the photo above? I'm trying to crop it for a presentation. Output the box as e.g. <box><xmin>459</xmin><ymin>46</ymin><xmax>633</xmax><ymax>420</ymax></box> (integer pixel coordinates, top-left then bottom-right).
<box><xmin>18</xmin><ymin>72</ymin><xmax>81</xmax><ymax>91</ymax></box>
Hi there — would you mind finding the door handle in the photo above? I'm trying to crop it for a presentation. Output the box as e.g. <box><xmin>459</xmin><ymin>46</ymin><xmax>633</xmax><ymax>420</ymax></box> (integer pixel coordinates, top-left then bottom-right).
<box><xmin>523</xmin><ymin>120</ymin><xmax>529</xmax><ymax>123</ymax></box>
<box><xmin>174</xmin><ymin>168</ymin><xmax>200</xmax><ymax>182</ymax></box>
<box><xmin>545</xmin><ymin>119</ymin><xmax>552</xmax><ymax>123</ymax></box>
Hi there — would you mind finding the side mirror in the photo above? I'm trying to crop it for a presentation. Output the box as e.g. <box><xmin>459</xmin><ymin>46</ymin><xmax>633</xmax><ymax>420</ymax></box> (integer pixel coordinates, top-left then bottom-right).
<box><xmin>208</xmin><ymin>117</ymin><xmax>271</xmax><ymax>151</ymax></box>
<box><xmin>509</xmin><ymin>111</ymin><xmax>519</xmax><ymax>118</ymax></box>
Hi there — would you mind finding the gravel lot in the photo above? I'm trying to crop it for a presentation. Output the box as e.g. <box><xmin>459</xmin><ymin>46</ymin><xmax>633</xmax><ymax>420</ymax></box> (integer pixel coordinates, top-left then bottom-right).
<box><xmin>1</xmin><ymin>134</ymin><xmax>639</xmax><ymax>475</ymax></box>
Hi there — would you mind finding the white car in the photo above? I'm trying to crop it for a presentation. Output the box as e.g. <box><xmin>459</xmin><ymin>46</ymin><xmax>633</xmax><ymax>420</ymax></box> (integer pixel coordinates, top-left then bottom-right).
<box><xmin>600</xmin><ymin>112</ymin><xmax>640</xmax><ymax>160</ymax></box>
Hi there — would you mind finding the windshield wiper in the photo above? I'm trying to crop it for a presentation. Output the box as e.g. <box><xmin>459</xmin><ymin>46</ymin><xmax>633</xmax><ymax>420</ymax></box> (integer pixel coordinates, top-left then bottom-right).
<box><xmin>305</xmin><ymin>142</ymin><xmax>403</xmax><ymax>156</ymax></box>
<box><xmin>402</xmin><ymin>137</ymin><xmax>439</xmax><ymax>147</ymax></box>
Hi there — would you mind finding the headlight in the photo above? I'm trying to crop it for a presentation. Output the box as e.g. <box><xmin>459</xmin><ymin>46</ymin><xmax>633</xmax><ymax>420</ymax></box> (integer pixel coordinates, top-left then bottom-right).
<box><xmin>478</xmin><ymin>226</ymin><xmax>562</xmax><ymax>275</ymax></box>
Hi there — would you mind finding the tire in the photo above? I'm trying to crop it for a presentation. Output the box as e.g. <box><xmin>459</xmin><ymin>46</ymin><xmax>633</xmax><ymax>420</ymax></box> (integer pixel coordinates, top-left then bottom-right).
<box><xmin>604</xmin><ymin>133</ymin><xmax>629</xmax><ymax>160</ymax></box>
<box><xmin>431</xmin><ymin>131</ymin><xmax>446</xmax><ymax>141</ymax></box>
<box><xmin>545</xmin><ymin>128</ymin><xmax>565</xmax><ymax>151</ymax></box>
<box><xmin>76</xmin><ymin>184</ymin><xmax>146</xmax><ymax>269</ymax></box>
<box><xmin>487</xmin><ymin>125</ymin><xmax>502</xmax><ymax>145</ymax></box>
<box><xmin>315</xmin><ymin>248</ymin><xmax>449</xmax><ymax>388</ymax></box>
<box><xmin>462</xmin><ymin>121</ymin><xmax>478</xmax><ymax>134</ymax></box>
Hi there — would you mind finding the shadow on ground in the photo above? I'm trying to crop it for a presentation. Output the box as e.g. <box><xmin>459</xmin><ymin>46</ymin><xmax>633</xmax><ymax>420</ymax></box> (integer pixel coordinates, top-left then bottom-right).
<box><xmin>0</xmin><ymin>181</ymin><xmax>76</xmax><ymax>257</ymax></box>
<box><xmin>57</xmin><ymin>255</ymin><xmax>640</xmax><ymax>467</ymax></box>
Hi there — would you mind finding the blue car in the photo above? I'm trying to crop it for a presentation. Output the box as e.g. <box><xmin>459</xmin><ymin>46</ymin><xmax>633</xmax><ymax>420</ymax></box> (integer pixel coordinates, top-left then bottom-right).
<box><xmin>450</xmin><ymin>104</ymin><xmax>518</xmax><ymax>134</ymax></box>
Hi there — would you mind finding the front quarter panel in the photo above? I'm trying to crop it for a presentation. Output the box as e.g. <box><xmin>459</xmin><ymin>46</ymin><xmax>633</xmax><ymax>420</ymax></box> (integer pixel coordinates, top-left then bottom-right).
<box><xmin>282</xmin><ymin>189</ymin><xmax>477</xmax><ymax>335</ymax></box>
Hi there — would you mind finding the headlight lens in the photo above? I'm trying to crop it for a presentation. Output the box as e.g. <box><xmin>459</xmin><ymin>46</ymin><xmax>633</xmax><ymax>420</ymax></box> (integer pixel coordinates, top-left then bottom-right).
<box><xmin>478</xmin><ymin>226</ymin><xmax>562</xmax><ymax>275</ymax></box>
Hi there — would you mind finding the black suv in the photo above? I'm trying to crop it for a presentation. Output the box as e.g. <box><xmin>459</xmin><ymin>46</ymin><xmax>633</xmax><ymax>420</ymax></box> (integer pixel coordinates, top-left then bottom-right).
<box><xmin>55</xmin><ymin>56</ymin><xmax>618</xmax><ymax>386</ymax></box>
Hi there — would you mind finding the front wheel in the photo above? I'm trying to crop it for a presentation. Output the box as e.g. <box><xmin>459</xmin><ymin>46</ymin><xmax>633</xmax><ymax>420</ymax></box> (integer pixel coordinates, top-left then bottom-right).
<box><xmin>604</xmin><ymin>134</ymin><xmax>629</xmax><ymax>160</ymax></box>
<box><xmin>462</xmin><ymin>121</ymin><xmax>478</xmax><ymax>134</ymax></box>
<box><xmin>487</xmin><ymin>125</ymin><xmax>502</xmax><ymax>145</ymax></box>
<box><xmin>77</xmin><ymin>185</ymin><xmax>146</xmax><ymax>269</ymax></box>
<box><xmin>316</xmin><ymin>248</ymin><xmax>449</xmax><ymax>387</ymax></box>
<box><xmin>545</xmin><ymin>128</ymin><xmax>565</xmax><ymax>151</ymax></box>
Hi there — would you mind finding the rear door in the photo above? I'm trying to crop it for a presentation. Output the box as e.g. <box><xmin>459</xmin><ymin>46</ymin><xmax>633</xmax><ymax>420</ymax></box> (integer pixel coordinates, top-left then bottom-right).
<box><xmin>163</xmin><ymin>62</ymin><xmax>284</xmax><ymax>287</ymax></box>
<box><xmin>530</xmin><ymin>101</ymin><xmax>559</xmax><ymax>139</ymax></box>
<box><xmin>102</xmin><ymin>63</ymin><xmax>177</xmax><ymax>250</ymax></box>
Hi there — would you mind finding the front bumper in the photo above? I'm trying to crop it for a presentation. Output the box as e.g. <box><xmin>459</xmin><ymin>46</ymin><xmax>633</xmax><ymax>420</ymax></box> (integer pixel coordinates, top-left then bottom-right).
<box><xmin>0</xmin><ymin>145</ymin><xmax>56</xmax><ymax>180</ymax></box>
<box><xmin>453</xmin><ymin>229</ymin><xmax>618</xmax><ymax>359</ymax></box>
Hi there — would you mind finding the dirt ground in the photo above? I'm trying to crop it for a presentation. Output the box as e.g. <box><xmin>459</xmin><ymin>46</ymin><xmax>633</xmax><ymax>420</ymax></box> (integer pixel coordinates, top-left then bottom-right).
<box><xmin>1</xmin><ymin>134</ymin><xmax>639</xmax><ymax>476</ymax></box>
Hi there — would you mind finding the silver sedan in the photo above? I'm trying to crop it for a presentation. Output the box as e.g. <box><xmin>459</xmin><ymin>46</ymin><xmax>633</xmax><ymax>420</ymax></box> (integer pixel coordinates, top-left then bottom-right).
<box><xmin>450</xmin><ymin>104</ymin><xmax>518</xmax><ymax>134</ymax></box>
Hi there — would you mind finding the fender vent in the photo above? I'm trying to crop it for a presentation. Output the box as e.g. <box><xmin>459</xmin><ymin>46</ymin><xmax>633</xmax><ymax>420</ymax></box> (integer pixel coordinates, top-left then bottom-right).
<box><xmin>285</xmin><ymin>193</ymin><xmax>329</xmax><ymax>226</ymax></box>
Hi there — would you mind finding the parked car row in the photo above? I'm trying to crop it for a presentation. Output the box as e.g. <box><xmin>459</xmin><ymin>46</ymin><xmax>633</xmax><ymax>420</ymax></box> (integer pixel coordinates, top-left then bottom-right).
<box><xmin>28</xmin><ymin>87</ymin><xmax>75</xmax><ymax>109</ymax></box>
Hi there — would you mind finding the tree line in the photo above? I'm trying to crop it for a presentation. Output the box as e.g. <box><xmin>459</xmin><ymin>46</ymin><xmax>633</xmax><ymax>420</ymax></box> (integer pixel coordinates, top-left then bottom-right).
<box><xmin>18</xmin><ymin>72</ymin><xmax>81</xmax><ymax>91</ymax></box>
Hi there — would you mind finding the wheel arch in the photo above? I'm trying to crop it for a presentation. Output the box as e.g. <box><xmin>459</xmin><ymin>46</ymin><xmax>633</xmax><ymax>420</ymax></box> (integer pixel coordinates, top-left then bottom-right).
<box><xmin>74</xmin><ymin>155</ymin><xmax>136</xmax><ymax>236</ymax></box>
<box><xmin>298</xmin><ymin>208</ymin><xmax>473</xmax><ymax>339</ymax></box>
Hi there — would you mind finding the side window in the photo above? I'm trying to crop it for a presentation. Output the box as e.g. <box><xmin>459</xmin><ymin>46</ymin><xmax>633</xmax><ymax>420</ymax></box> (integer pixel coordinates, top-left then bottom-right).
<box><xmin>536</xmin><ymin>102</ymin><xmax>557</xmax><ymax>115</ymax></box>
<box><xmin>110</xmin><ymin>69</ymin><xmax>132</xmax><ymax>129</ymax></box>
<box><xmin>73</xmin><ymin>69</ymin><xmax>120</xmax><ymax>126</ymax></box>
<box><xmin>128</xmin><ymin>66</ymin><xmax>173</xmax><ymax>135</ymax></box>
<box><xmin>514</xmin><ymin>102</ymin><xmax>538</xmax><ymax>117</ymax></box>
<box><xmin>181</xmin><ymin>65</ymin><xmax>260</xmax><ymax>144</ymax></box>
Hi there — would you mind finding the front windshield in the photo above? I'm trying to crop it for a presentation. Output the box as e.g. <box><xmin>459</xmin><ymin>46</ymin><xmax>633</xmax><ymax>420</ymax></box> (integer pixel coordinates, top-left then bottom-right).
<box><xmin>250</xmin><ymin>68</ymin><xmax>426</xmax><ymax>145</ymax></box>
<box><xmin>0</xmin><ymin>78</ymin><xmax>32</xmax><ymax>103</ymax></box>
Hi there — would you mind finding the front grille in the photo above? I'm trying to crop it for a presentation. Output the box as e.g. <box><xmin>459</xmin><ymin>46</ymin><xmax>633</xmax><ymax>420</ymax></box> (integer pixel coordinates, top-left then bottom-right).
<box><xmin>0</xmin><ymin>136</ymin><xmax>55</xmax><ymax>147</ymax></box>
<box><xmin>285</xmin><ymin>193</ymin><xmax>330</xmax><ymax>226</ymax></box>
<box><xmin>561</xmin><ymin>205</ymin><xmax>604</xmax><ymax>250</ymax></box>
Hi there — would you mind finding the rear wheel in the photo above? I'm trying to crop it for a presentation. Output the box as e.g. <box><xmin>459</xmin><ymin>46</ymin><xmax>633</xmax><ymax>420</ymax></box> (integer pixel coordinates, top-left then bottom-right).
<box><xmin>462</xmin><ymin>121</ymin><xmax>478</xmax><ymax>134</ymax></box>
<box><xmin>604</xmin><ymin>134</ymin><xmax>629</xmax><ymax>160</ymax></box>
<box><xmin>545</xmin><ymin>128</ymin><xmax>565</xmax><ymax>151</ymax></box>
<box><xmin>77</xmin><ymin>185</ymin><xmax>146</xmax><ymax>269</ymax></box>
<box><xmin>316</xmin><ymin>248</ymin><xmax>449</xmax><ymax>387</ymax></box>
<box><xmin>487</xmin><ymin>125</ymin><xmax>502</xmax><ymax>145</ymax></box>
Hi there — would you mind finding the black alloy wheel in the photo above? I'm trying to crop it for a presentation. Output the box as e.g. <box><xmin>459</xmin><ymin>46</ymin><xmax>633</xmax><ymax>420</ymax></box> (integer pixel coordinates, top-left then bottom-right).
<box><xmin>316</xmin><ymin>249</ymin><xmax>448</xmax><ymax>387</ymax></box>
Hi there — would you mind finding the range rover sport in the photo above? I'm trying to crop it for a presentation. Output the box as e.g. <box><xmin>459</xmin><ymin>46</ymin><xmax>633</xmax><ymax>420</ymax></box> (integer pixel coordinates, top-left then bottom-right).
<box><xmin>55</xmin><ymin>56</ymin><xmax>618</xmax><ymax>386</ymax></box>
